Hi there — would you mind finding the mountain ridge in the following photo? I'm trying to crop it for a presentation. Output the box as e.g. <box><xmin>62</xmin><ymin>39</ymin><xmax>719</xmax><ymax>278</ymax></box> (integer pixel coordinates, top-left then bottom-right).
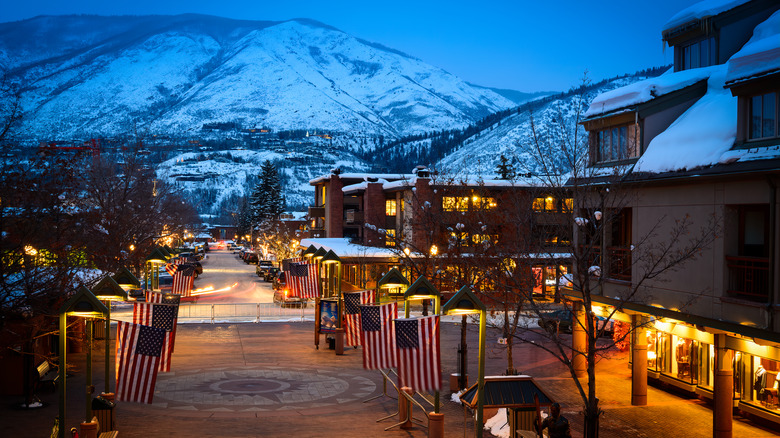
<box><xmin>1</xmin><ymin>14</ymin><xmax>527</xmax><ymax>140</ymax></box>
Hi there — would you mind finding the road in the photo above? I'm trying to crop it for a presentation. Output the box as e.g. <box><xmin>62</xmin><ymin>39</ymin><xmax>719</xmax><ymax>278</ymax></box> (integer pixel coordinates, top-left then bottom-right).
<box><xmin>186</xmin><ymin>248</ymin><xmax>274</xmax><ymax>304</ymax></box>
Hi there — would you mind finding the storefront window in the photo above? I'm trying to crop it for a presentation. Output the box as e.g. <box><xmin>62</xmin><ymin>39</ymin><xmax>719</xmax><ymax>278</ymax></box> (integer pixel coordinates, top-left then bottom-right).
<box><xmin>746</xmin><ymin>356</ymin><xmax>780</xmax><ymax>410</ymax></box>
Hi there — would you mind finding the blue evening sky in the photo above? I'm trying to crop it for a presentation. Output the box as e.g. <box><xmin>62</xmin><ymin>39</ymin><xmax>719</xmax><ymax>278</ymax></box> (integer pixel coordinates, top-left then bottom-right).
<box><xmin>1</xmin><ymin>0</ymin><xmax>701</xmax><ymax>92</ymax></box>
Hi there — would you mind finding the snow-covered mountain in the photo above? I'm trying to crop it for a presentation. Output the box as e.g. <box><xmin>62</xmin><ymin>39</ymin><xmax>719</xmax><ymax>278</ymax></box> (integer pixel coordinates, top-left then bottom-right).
<box><xmin>1</xmin><ymin>14</ymin><xmax>520</xmax><ymax>140</ymax></box>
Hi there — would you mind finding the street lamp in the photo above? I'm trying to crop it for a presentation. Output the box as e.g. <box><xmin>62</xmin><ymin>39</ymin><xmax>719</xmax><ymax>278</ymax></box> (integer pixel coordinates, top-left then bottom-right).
<box><xmin>91</xmin><ymin>276</ymin><xmax>128</xmax><ymax>394</ymax></box>
<box><xmin>377</xmin><ymin>267</ymin><xmax>409</xmax><ymax>300</ymax></box>
<box><xmin>321</xmin><ymin>250</ymin><xmax>341</xmax><ymax>298</ymax></box>
<box><xmin>302</xmin><ymin>244</ymin><xmax>317</xmax><ymax>258</ymax></box>
<box><xmin>442</xmin><ymin>285</ymin><xmax>487</xmax><ymax>438</ymax></box>
<box><xmin>58</xmin><ymin>287</ymin><xmax>109</xmax><ymax>438</ymax></box>
<box><xmin>403</xmin><ymin>276</ymin><xmax>442</xmax><ymax>413</ymax></box>
<box><xmin>145</xmin><ymin>247</ymin><xmax>170</xmax><ymax>290</ymax></box>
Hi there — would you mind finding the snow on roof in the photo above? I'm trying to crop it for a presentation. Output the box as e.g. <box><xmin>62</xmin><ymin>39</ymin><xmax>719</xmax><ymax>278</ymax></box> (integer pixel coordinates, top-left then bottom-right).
<box><xmin>308</xmin><ymin>172</ymin><xmax>415</xmax><ymax>185</ymax></box>
<box><xmin>725</xmin><ymin>10</ymin><xmax>780</xmax><ymax>85</ymax></box>
<box><xmin>663</xmin><ymin>0</ymin><xmax>750</xmax><ymax>33</ymax></box>
<box><xmin>281</xmin><ymin>211</ymin><xmax>307</xmax><ymax>220</ymax></box>
<box><xmin>584</xmin><ymin>67</ymin><xmax>712</xmax><ymax>119</ymax></box>
<box><xmin>633</xmin><ymin>65</ymin><xmax>737</xmax><ymax>173</ymax></box>
<box><xmin>299</xmin><ymin>238</ymin><xmax>399</xmax><ymax>258</ymax></box>
<box><xmin>717</xmin><ymin>145</ymin><xmax>780</xmax><ymax>164</ymax></box>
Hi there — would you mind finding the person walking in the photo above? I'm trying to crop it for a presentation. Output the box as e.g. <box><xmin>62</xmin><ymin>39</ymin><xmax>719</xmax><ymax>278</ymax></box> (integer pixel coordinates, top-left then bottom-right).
<box><xmin>537</xmin><ymin>402</ymin><xmax>572</xmax><ymax>438</ymax></box>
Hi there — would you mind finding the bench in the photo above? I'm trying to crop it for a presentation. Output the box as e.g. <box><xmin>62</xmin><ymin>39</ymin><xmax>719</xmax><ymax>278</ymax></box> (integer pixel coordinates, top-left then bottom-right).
<box><xmin>87</xmin><ymin>416</ymin><xmax>118</xmax><ymax>438</ymax></box>
<box><xmin>36</xmin><ymin>360</ymin><xmax>59</xmax><ymax>393</ymax></box>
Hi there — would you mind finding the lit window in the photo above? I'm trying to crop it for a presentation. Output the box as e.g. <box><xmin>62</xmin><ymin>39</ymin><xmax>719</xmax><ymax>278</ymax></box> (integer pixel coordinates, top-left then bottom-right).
<box><xmin>473</xmin><ymin>196</ymin><xmax>497</xmax><ymax>210</ymax></box>
<box><xmin>533</xmin><ymin>196</ymin><xmax>555</xmax><ymax>212</ymax></box>
<box><xmin>386</xmin><ymin>229</ymin><xmax>396</xmax><ymax>247</ymax></box>
<box><xmin>562</xmin><ymin>198</ymin><xmax>573</xmax><ymax>212</ymax></box>
<box><xmin>443</xmin><ymin>196</ymin><xmax>468</xmax><ymax>212</ymax></box>
<box><xmin>386</xmin><ymin>199</ymin><xmax>397</xmax><ymax>216</ymax></box>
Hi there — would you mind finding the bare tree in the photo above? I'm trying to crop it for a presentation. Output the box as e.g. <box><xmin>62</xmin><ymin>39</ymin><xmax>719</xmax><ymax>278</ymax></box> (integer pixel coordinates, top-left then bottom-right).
<box><xmin>494</xmin><ymin>75</ymin><xmax>720</xmax><ymax>437</ymax></box>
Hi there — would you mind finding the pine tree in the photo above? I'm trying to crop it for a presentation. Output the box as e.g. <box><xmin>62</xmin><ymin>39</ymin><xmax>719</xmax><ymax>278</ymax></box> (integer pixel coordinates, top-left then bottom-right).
<box><xmin>496</xmin><ymin>154</ymin><xmax>515</xmax><ymax>180</ymax></box>
<box><xmin>250</xmin><ymin>160</ymin><xmax>285</xmax><ymax>231</ymax></box>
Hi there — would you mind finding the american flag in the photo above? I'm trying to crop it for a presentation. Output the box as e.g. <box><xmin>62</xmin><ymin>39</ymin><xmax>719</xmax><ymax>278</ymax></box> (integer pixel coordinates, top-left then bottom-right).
<box><xmin>360</xmin><ymin>302</ymin><xmax>397</xmax><ymax>370</ymax></box>
<box><xmin>395</xmin><ymin>315</ymin><xmax>441</xmax><ymax>391</ymax></box>
<box><xmin>288</xmin><ymin>262</ymin><xmax>319</xmax><ymax>299</ymax></box>
<box><xmin>115</xmin><ymin>321</ymin><xmax>166</xmax><ymax>404</ymax></box>
<box><xmin>343</xmin><ymin>290</ymin><xmax>376</xmax><ymax>347</ymax></box>
<box><xmin>144</xmin><ymin>290</ymin><xmax>181</xmax><ymax>306</ymax></box>
<box><xmin>133</xmin><ymin>300</ymin><xmax>179</xmax><ymax>372</ymax></box>
<box><xmin>170</xmin><ymin>264</ymin><xmax>195</xmax><ymax>297</ymax></box>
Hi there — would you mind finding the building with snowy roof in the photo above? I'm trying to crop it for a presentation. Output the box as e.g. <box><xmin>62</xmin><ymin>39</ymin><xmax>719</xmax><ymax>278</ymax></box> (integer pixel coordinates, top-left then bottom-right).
<box><xmin>573</xmin><ymin>0</ymin><xmax>780</xmax><ymax>434</ymax></box>
<box><xmin>307</xmin><ymin>167</ymin><xmax>573</xmax><ymax>297</ymax></box>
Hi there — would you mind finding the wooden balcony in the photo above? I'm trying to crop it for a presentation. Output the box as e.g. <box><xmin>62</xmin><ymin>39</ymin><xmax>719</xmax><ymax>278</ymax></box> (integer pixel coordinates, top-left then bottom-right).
<box><xmin>308</xmin><ymin>206</ymin><xmax>325</xmax><ymax>218</ymax></box>
<box><xmin>726</xmin><ymin>256</ymin><xmax>769</xmax><ymax>302</ymax></box>
<box><xmin>607</xmin><ymin>246</ymin><xmax>632</xmax><ymax>281</ymax></box>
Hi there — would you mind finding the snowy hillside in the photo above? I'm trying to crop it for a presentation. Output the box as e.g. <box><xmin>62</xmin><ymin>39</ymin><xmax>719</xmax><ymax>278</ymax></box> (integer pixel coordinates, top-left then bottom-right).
<box><xmin>367</xmin><ymin>69</ymin><xmax>669</xmax><ymax>176</ymax></box>
<box><xmin>1</xmin><ymin>14</ymin><xmax>519</xmax><ymax>140</ymax></box>
<box><xmin>155</xmin><ymin>137</ymin><xmax>369</xmax><ymax>218</ymax></box>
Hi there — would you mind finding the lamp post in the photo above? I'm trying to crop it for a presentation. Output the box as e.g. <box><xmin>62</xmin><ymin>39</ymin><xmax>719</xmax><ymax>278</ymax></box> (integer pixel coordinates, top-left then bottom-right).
<box><xmin>442</xmin><ymin>286</ymin><xmax>486</xmax><ymax>438</ymax></box>
<box><xmin>322</xmin><ymin>250</ymin><xmax>344</xmax><ymax>354</ymax></box>
<box><xmin>58</xmin><ymin>287</ymin><xmax>109</xmax><ymax>438</ymax></box>
<box><xmin>403</xmin><ymin>276</ymin><xmax>442</xmax><ymax>412</ymax></box>
<box><xmin>92</xmin><ymin>276</ymin><xmax>128</xmax><ymax>394</ymax></box>
<box><xmin>376</xmin><ymin>267</ymin><xmax>410</xmax><ymax>300</ymax></box>
<box><xmin>144</xmin><ymin>247</ymin><xmax>169</xmax><ymax>290</ymax></box>
<box><xmin>312</xmin><ymin>247</ymin><xmax>328</xmax><ymax>296</ymax></box>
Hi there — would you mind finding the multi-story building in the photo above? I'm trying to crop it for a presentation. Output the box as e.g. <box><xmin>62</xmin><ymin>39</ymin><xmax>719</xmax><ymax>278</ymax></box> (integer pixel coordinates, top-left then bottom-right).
<box><xmin>307</xmin><ymin>167</ymin><xmax>572</xmax><ymax>296</ymax></box>
<box><xmin>576</xmin><ymin>1</ymin><xmax>780</xmax><ymax>434</ymax></box>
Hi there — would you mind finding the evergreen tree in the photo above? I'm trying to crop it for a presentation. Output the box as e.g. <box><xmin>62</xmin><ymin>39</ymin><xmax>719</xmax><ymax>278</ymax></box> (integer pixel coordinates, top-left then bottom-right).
<box><xmin>249</xmin><ymin>160</ymin><xmax>285</xmax><ymax>231</ymax></box>
<box><xmin>496</xmin><ymin>154</ymin><xmax>515</xmax><ymax>180</ymax></box>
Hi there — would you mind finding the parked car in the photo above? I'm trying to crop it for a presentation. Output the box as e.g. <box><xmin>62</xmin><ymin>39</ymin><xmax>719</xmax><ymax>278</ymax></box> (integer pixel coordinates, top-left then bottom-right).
<box><xmin>255</xmin><ymin>261</ymin><xmax>274</xmax><ymax>278</ymax></box>
<box><xmin>244</xmin><ymin>252</ymin><xmax>259</xmax><ymax>264</ymax></box>
<box><xmin>273</xmin><ymin>271</ymin><xmax>287</xmax><ymax>291</ymax></box>
<box><xmin>264</xmin><ymin>267</ymin><xmax>280</xmax><ymax>282</ymax></box>
<box><xmin>273</xmin><ymin>288</ymin><xmax>306</xmax><ymax>308</ymax></box>
<box><xmin>538</xmin><ymin>309</ymin><xmax>574</xmax><ymax>333</ymax></box>
<box><xmin>537</xmin><ymin>309</ymin><xmax>614</xmax><ymax>336</ymax></box>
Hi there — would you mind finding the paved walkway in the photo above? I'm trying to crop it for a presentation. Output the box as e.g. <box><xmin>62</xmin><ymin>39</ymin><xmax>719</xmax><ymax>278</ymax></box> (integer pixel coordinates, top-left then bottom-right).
<box><xmin>2</xmin><ymin>321</ymin><xmax>779</xmax><ymax>437</ymax></box>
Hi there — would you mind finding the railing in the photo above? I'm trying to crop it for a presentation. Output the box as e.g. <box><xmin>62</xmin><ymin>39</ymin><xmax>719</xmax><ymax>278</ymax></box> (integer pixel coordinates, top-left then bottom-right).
<box><xmin>726</xmin><ymin>256</ymin><xmax>770</xmax><ymax>302</ymax></box>
<box><xmin>607</xmin><ymin>246</ymin><xmax>632</xmax><ymax>281</ymax></box>
<box><xmin>177</xmin><ymin>302</ymin><xmax>315</xmax><ymax>323</ymax></box>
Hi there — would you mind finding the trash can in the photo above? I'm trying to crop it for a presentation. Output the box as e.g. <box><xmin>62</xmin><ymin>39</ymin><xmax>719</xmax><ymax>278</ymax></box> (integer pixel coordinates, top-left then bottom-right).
<box><xmin>92</xmin><ymin>395</ymin><xmax>116</xmax><ymax>431</ymax></box>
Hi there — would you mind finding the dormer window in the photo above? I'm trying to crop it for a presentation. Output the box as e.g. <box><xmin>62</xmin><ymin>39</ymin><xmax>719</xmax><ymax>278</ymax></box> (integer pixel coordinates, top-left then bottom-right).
<box><xmin>594</xmin><ymin>124</ymin><xmax>639</xmax><ymax>163</ymax></box>
<box><xmin>749</xmin><ymin>92</ymin><xmax>778</xmax><ymax>140</ymax></box>
<box><xmin>680</xmin><ymin>37</ymin><xmax>715</xmax><ymax>70</ymax></box>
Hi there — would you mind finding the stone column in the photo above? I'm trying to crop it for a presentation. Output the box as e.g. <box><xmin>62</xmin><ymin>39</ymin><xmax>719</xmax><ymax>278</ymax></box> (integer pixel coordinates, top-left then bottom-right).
<box><xmin>572</xmin><ymin>302</ymin><xmax>587</xmax><ymax>378</ymax></box>
<box><xmin>631</xmin><ymin>315</ymin><xmax>647</xmax><ymax>405</ymax></box>
<box><xmin>713</xmin><ymin>334</ymin><xmax>733</xmax><ymax>438</ymax></box>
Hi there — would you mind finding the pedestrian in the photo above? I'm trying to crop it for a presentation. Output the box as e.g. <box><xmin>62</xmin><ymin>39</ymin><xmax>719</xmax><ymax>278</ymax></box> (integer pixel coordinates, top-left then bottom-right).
<box><xmin>537</xmin><ymin>402</ymin><xmax>572</xmax><ymax>438</ymax></box>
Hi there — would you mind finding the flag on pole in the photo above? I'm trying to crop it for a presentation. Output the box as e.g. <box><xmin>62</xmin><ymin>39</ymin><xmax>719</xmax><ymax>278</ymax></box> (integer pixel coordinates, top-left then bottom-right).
<box><xmin>288</xmin><ymin>262</ymin><xmax>319</xmax><ymax>299</ymax></box>
<box><xmin>360</xmin><ymin>302</ymin><xmax>397</xmax><ymax>370</ymax></box>
<box><xmin>133</xmin><ymin>300</ymin><xmax>179</xmax><ymax>372</ymax></box>
<box><xmin>344</xmin><ymin>290</ymin><xmax>376</xmax><ymax>347</ymax></box>
<box><xmin>144</xmin><ymin>291</ymin><xmax>181</xmax><ymax>306</ymax></box>
<box><xmin>115</xmin><ymin>321</ymin><xmax>166</xmax><ymax>404</ymax></box>
<box><xmin>395</xmin><ymin>315</ymin><xmax>441</xmax><ymax>391</ymax></box>
<box><xmin>171</xmin><ymin>264</ymin><xmax>195</xmax><ymax>297</ymax></box>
